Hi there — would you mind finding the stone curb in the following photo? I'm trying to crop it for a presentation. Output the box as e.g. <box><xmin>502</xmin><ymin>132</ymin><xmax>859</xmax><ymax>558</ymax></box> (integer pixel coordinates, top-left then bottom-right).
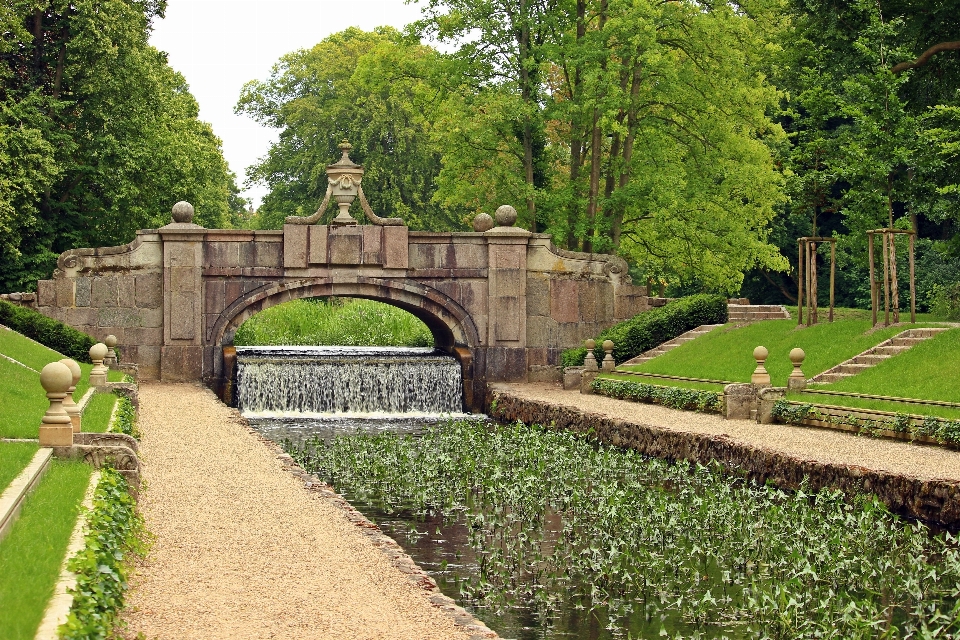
<box><xmin>34</xmin><ymin>469</ymin><xmax>101</xmax><ymax>640</ymax></box>
<box><xmin>0</xmin><ymin>448</ymin><xmax>53</xmax><ymax>544</ymax></box>
<box><xmin>238</xmin><ymin>416</ymin><xmax>500</xmax><ymax>640</ymax></box>
<box><xmin>488</xmin><ymin>388</ymin><xmax>960</xmax><ymax>528</ymax></box>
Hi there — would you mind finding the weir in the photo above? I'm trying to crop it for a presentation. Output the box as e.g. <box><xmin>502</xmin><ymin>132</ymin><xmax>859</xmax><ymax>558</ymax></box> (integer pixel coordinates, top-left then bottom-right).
<box><xmin>236</xmin><ymin>346</ymin><xmax>464</xmax><ymax>416</ymax></box>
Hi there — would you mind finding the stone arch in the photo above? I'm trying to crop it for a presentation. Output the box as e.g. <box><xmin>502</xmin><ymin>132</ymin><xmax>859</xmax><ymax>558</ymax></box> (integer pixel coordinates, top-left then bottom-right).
<box><xmin>207</xmin><ymin>277</ymin><xmax>483</xmax><ymax>410</ymax></box>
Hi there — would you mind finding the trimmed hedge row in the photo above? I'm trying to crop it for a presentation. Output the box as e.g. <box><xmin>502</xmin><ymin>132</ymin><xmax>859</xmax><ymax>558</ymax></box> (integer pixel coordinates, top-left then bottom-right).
<box><xmin>561</xmin><ymin>294</ymin><xmax>728</xmax><ymax>367</ymax></box>
<box><xmin>0</xmin><ymin>300</ymin><xmax>95</xmax><ymax>363</ymax></box>
<box><xmin>592</xmin><ymin>377</ymin><xmax>724</xmax><ymax>413</ymax></box>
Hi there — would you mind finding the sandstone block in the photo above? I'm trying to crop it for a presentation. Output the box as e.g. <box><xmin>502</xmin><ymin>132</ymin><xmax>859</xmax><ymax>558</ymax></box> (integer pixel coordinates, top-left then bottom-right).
<box><xmin>525</xmin><ymin>276</ymin><xmax>549</xmax><ymax>317</ymax></box>
<box><xmin>494</xmin><ymin>269</ymin><xmax>522</xmax><ymax>299</ymax></box>
<box><xmin>383</xmin><ymin>226</ymin><xmax>409</xmax><ymax>268</ymax></box>
<box><xmin>170</xmin><ymin>267</ymin><xmax>199</xmax><ymax>293</ymax></box>
<box><xmin>486</xmin><ymin>347</ymin><xmax>527</xmax><ymax>382</ymax></box>
<box><xmin>160</xmin><ymin>345</ymin><xmax>202</xmax><ymax>381</ymax></box>
<box><xmin>165</xmin><ymin>241</ymin><xmax>200</xmax><ymax>268</ymax></box>
<box><xmin>170</xmin><ymin>292</ymin><xmax>197</xmax><ymax>340</ymax></box>
<box><xmin>329</xmin><ymin>226</ymin><xmax>362</xmax><ymax>264</ymax></box>
<box><xmin>526</xmin><ymin>315</ymin><xmax>558</xmax><ymax>347</ymax></box>
<box><xmin>37</xmin><ymin>280</ymin><xmax>55</xmax><ymax>306</ymax></box>
<box><xmin>362</xmin><ymin>226</ymin><xmax>381</xmax><ymax>264</ymax></box>
<box><xmin>75</xmin><ymin>278</ymin><xmax>92</xmax><ymax>307</ymax></box>
<box><xmin>309</xmin><ymin>225</ymin><xmax>329</xmax><ymax>264</ymax></box>
<box><xmin>204</xmin><ymin>280</ymin><xmax>225</xmax><ymax>314</ymax></box>
<box><xmin>283</xmin><ymin>224</ymin><xmax>308</xmax><ymax>268</ymax></box>
<box><xmin>135</xmin><ymin>275</ymin><xmax>162</xmax><ymax>308</ymax></box>
<box><xmin>205</xmin><ymin>241</ymin><xmax>241</xmax><ymax>268</ymax></box>
<box><xmin>489</xmin><ymin>244</ymin><xmax>523</xmax><ymax>270</ymax></box>
<box><xmin>55</xmin><ymin>278</ymin><xmax>76</xmax><ymax>307</ymax></box>
<box><xmin>452</xmin><ymin>243</ymin><xmax>486</xmax><ymax>269</ymax></box>
<box><xmin>252</xmin><ymin>240</ymin><xmax>283</xmax><ymax>268</ymax></box>
<box><xmin>551</xmin><ymin>279</ymin><xmax>579</xmax><ymax>323</ymax></box>
<box><xmin>492</xmin><ymin>297</ymin><xmax>520</xmax><ymax>342</ymax></box>
<box><xmin>96</xmin><ymin>307</ymin><xmax>141</xmax><ymax>328</ymax></box>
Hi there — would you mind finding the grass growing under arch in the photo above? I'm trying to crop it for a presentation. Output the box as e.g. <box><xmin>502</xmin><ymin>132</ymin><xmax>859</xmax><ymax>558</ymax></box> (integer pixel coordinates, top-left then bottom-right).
<box><xmin>234</xmin><ymin>297</ymin><xmax>434</xmax><ymax>347</ymax></box>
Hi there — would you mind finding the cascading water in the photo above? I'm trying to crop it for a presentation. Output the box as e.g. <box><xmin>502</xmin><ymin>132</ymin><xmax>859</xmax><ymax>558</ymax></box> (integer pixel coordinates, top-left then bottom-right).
<box><xmin>236</xmin><ymin>346</ymin><xmax>471</xmax><ymax>443</ymax></box>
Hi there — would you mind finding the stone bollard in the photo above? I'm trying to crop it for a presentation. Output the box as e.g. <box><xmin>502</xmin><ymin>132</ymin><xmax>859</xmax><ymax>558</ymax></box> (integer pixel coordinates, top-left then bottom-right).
<box><xmin>104</xmin><ymin>334</ymin><xmax>119</xmax><ymax>368</ymax></box>
<box><xmin>723</xmin><ymin>383</ymin><xmax>755</xmax><ymax>420</ymax></box>
<box><xmin>39</xmin><ymin>362</ymin><xmax>74</xmax><ymax>447</ymax></box>
<box><xmin>602</xmin><ymin>340</ymin><xmax>615</xmax><ymax>371</ymax></box>
<box><xmin>59</xmin><ymin>358</ymin><xmax>82</xmax><ymax>432</ymax></box>
<box><xmin>751</xmin><ymin>346</ymin><xmax>771</xmax><ymax>386</ymax></box>
<box><xmin>89</xmin><ymin>343</ymin><xmax>109</xmax><ymax>387</ymax></box>
<box><xmin>788</xmin><ymin>348</ymin><xmax>807</xmax><ymax>390</ymax></box>
<box><xmin>757</xmin><ymin>387</ymin><xmax>786</xmax><ymax>424</ymax></box>
<box><xmin>583</xmin><ymin>339</ymin><xmax>599</xmax><ymax>372</ymax></box>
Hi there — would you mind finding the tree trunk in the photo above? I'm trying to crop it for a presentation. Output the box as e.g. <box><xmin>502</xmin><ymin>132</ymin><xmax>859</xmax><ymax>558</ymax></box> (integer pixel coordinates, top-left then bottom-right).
<box><xmin>565</xmin><ymin>0</ymin><xmax>587</xmax><ymax>249</ymax></box>
<box><xmin>583</xmin><ymin>112</ymin><xmax>603</xmax><ymax>253</ymax></box>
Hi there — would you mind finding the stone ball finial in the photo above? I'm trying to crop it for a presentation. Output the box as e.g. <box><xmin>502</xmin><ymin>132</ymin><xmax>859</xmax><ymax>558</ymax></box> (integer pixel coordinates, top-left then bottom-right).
<box><xmin>59</xmin><ymin>358</ymin><xmax>81</xmax><ymax>386</ymax></box>
<box><xmin>40</xmin><ymin>361</ymin><xmax>72</xmax><ymax>394</ymax></box>
<box><xmin>753</xmin><ymin>345</ymin><xmax>769</xmax><ymax>362</ymax></box>
<box><xmin>585</xmin><ymin>339</ymin><xmax>596</xmax><ymax>350</ymax></box>
<box><xmin>473</xmin><ymin>212</ymin><xmax>494</xmax><ymax>232</ymax></box>
<box><xmin>751</xmin><ymin>345</ymin><xmax>771</xmax><ymax>386</ymax></box>
<box><xmin>172</xmin><ymin>201</ymin><xmax>195</xmax><ymax>224</ymax></box>
<box><xmin>104</xmin><ymin>335</ymin><xmax>117</xmax><ymax>348</ymax></box>
<box><xmin>603</xmin><ymin>340</ymin><xmax>614</xmax><ymax>353</ymax></box>
<box><xmin>90</xmin><ymin>342</ymin><xmax>108</xmax><ymax>362</ymax></box>
<box><xmin>494</xmin><ymin>205</ymin><xmax>518</xmax><ymax>227</ymax></box>
<box><xmin>789</xmin><ymin>347</ymin><xmax>805</xmax><ymax>365</ymax></box>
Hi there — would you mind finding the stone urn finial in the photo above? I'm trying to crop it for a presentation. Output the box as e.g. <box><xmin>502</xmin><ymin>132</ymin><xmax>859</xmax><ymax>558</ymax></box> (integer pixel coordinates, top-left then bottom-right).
<box><xmin>473</xmin><ymin>212</ymin><xmax>494</xmax><ymax>232</ymax></box>
<box><xmin>788</xmin><ymin>347</ymin><xmax>806</xmax><ymax>390</ymax></box>
<box><xmin>59</xmin><ymin>358</ymin><xmax>82</xmax><ymax>433</ymax></box>
<box><xmin>172</xmin><ymin>201</ymin><xmax>195</xmax><ymax>224</ymax></box>
<box><xmin>89</xmin><ymin>342</ymin><xmax>109</xmax><ymax>387</ymax></box>
<box><xmin>602</xmin><ymin>340</ymin><xmax>616</xmax><ymax>371</ymax></box>
<box><xmin>584</xmin><ymin>339</ymin><xmax>598</xmax><ymax>371</ymax></box>
<box><xmin>494</xmin><ymin>205</ymin><xmax>517</xmax><ymax>227</ymax></box>
<box><xmin>39</xmin><ymin>361</ymin><xmax>74</xmax><ymax>446</ymax></box>
<box><xmin>327</xmin><ymin>139</ymin><xmax>363</xmax><ymax>226</ymax></box>
<box><xmin>751</xmin><ymin>345</ymin><xmax>771</xmax><ymax>386</ymax></box>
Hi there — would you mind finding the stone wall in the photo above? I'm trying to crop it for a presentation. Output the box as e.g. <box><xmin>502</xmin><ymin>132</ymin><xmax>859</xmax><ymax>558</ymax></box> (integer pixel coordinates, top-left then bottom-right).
<box><xmin>487</xmin><ymin>388</ymin><xmax>960</xmax><ymax>528</ymax></box>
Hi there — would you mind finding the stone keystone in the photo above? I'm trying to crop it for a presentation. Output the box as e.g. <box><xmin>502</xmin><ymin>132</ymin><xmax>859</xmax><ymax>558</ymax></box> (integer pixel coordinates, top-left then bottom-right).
<box><xmin>39</xmin><ymin>361</ymin><xmax>74</xmax><ymax>447</ymax></box>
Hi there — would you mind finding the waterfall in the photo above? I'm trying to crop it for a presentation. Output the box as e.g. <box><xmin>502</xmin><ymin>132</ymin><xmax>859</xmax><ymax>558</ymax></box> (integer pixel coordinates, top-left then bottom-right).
<box><xmin>236</xmin><ymin>346</ymin><xmax>463</xmax><ymax>417</ymax></box>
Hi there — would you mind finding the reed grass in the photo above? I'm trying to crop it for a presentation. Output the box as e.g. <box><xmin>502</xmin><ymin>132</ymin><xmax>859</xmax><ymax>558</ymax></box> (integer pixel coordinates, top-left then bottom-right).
<box><xmin>234</xmin><ymin>297</ymin><xmax>433</xmax><ymax>347</ymax></box>
<box><xmin>0</xmin><ymin>460</ymin><xmax>92</xmax><ymax>640</ymax></box>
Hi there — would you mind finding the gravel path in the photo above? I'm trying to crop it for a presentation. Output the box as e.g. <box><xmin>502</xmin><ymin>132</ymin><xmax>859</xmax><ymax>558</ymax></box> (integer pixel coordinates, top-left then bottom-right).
<box><xmin>122</xmin><ymin>382</ymin><xmax>471</xmax><ymax>640</ymax></box>
<box><xmin>494</xmin><ymin>383</ymin><xmax>960</xmax><ymax>482</ymax></box>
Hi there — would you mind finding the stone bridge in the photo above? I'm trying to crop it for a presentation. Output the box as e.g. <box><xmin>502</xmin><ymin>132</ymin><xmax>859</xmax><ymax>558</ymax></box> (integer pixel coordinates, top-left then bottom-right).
<box><xmin>8</xmin><ymin>206</ymin><xmax>656</xmax><ymax>410</ymax></box>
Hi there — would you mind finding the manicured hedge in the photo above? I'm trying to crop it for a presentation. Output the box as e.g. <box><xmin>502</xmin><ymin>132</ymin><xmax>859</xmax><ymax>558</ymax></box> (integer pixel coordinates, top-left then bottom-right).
<box><xmin>592</xmin><ymin>377</ymin><xmax>724</xmax><ymax>413</ymax></box>
<box><xmin>0</xmin><ymin>300</ymin><xmax>95</xmax><ymax>363</ymax></box>
<box><xmin>561</xmin><ymin>294</ymin><xmax>728</xmax><ymax>367</ymax></box>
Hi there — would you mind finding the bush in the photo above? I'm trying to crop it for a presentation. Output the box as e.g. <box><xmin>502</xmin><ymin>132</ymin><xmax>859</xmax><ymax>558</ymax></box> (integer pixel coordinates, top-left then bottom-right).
<box><xmin>928</xmin><ymin>282</ymin><xmax>960</xmax><ymax>320</ymax></box>
<box><xmin>561</xmin><ymin>294</ymin><xmax>728</xmax><ymax>367</ymax></box>
<box><xmin>0</xmin><ymin>300</ymin><xmax>95</xmax><ymax>362</ymax></box>
<box><xmin>592</xmin><ymin>377</ymin><xmax>724</xmax><ymax>412</ymax></box>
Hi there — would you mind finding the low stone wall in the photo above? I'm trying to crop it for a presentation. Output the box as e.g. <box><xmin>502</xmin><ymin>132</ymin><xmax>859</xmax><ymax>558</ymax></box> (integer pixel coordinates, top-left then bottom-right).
<box><xmin>486</xmin><ymin>389</ymin><xmax>960</xmax><ymax>529</ymax></box>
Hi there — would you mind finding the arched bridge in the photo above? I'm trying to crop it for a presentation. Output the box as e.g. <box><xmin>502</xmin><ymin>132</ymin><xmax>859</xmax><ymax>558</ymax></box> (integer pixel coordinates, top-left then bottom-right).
<box><xmin>16</xmin><ymin>212</ymin><xmax>656</xmax><ymax>410</ymax></box>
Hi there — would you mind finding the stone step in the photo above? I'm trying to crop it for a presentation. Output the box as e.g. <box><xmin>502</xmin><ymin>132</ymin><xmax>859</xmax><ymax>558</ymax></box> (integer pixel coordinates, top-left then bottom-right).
<box><xmin>729</xmin><ymin>312</ymin><xmax>789</xmax><ymax>321</ymax></box>
<box><xmin>850</xmin><ymin>354</ymin><xmax>889</xmax><ymax>365</ymax></box>
<box><xmin>814</xmin><ymin>373</ymin><xmax>851</xmax><ymax>383</ymax></box>
<box><xmin>889</xmin><ymin>337</ymin><xmax>926</xmax><ymax>347</ymax></box>
<box><xmin>836</xmin><ymin>363</ymin><xmax>872</xmax><ymax>375</ymax></box>
<box><xmin>904</xmin><ymin>328</ymin><xmax>949</xmax><ymax>338</ymax></box>
<box><xmin>870</xmin><ymin>345</ymin><xmax>910</xmax><ymax>356</ymax></box>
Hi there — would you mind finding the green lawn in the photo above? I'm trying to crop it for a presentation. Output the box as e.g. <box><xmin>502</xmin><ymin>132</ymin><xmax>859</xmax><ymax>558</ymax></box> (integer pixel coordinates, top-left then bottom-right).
<box><xmin>783</xmin><ymin>305</ymin><xmax>939</xmax><ymax>323</ymax></box>
<box><xmin>0</xmin><ymin>442</ymin><xmax>40</xmax><ymax>491</ymax></box>
<box><xmin>812</xmin><ymin>328</ymin><xmax>960</xmax><ymax>403</ymax></box>
<box><xmin>0</xmin><ymin>330</ymin><xmax>123</xmax><ymax>439</ymax></box>
<box><xmin>81</xmin><ymin>393</ymin><xmax>117</xmax><ymax>433</ymax></box>
<box><xmin>619</xmin><ymin>319</ymin><xmax>940</xmax><ymax>387</ymax></box>
<box><xmin>0</xmin><ymin>460</ymin><xmax>92</xmax><ymax>640</ymax></box>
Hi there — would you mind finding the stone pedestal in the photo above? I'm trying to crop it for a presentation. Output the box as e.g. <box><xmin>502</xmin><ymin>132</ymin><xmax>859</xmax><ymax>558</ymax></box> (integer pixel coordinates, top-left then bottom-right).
<box><xmin>757</xmin><ymin>387</ymin><xmax>786</xmax><ymax>424</ymax></box>
<box><xmin>723</xmin><ymin>383</ymin><xmax>755</xmax><ymax>420</ymax></box>
<box><xmin>159</xmin><ymin>217</ymin><xmax>205</xmax><ymax>382</ymax></box>
<box><xmin>580</xmin><ymin>370</ymin><xmax>598</xmax><ymax>394</ymax></box>
<box><xmin>563</xmin><ymin>367</ymin><xmax>584</xmax><ymax>390</ymax></box>
<box><xmin>485</xmin><ymin>214</ymin><xmax>530</xmax><ymax>382</ymax></box>
<box><xmin>39</xmin><ymin>362</ymin><xmax>74</xmax><ymax>447</ymax></box>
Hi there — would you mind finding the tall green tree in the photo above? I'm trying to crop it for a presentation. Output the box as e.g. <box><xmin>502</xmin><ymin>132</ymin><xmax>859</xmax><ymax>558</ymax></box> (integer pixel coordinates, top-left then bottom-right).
<box><xmin>236</xmin><ymin>27</ymin><xmax>465</xmax><ymax>231</ymax></box>
<box><xmin>0</xmin><ymin>0</ymin><xmax>238</xmax><ymax>292</ymax></box>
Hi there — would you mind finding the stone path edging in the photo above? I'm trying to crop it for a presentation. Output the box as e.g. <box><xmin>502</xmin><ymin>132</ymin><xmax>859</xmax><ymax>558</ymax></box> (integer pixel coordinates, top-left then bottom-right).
<box><xmin>0</xmin><ymin>447</ymin><xmax>53</xmax><ymax>544</ymax></box>
<box><xmin>244</xmin><ymin>425</ymin><xmax>499</xmax><ymax>640</ymax></box>
<box><xmin>34</xmin><ymin>470</ymin><xmax>100</xmax><ymax>640</ymax></box>
<box><xmin>488</xmin><ymin>387</ymin><xmax>960</xmax><ymax>528</ymax></box>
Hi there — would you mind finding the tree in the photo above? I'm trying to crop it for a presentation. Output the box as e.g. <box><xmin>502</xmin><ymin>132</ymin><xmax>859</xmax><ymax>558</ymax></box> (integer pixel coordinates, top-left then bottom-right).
<box><xmin>0</xmin><ymin>0</ymin><xmax>237</xmax><ymax>292</ymax></box>
<box><xmin>236</xmin><ymin>27</ymin><xmax>466</xmax><ymax>231</ymax></box>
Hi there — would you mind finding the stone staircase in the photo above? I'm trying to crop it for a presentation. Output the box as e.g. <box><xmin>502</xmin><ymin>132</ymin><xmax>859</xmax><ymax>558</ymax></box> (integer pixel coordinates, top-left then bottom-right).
<box><xmin>621</xmin><ymin>324</ymin><xmax>724</xmax><ymax>366</ymax></box>
<box><xmin>728</xmin><ymin>304</ymin><xmax>791</xmax><ymax>322</ymax></box>
<box><xmin>809</xmin><ymin>327</ymin><xmax>948</xmax><ymax>384</ymax></box>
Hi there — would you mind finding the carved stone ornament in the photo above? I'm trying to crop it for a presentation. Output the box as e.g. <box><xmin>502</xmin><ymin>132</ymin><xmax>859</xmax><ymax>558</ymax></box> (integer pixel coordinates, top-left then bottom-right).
<box><xmin>286</xmin><ymin>140</ymin><xmax>403</xmax><ymax>226</ymax></box>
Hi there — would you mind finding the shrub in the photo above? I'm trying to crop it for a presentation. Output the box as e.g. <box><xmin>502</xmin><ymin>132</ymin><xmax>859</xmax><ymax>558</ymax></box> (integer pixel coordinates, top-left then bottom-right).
<box><xmin>0</xmin><ymin>300</ymin><xmax>95</xmax><ymax>362</ymax></box>
<box><xmin>592</xmin><ymin>377</ymin><xmax>724</xmax><ymax>412</ymax></box>
<box><xmin>928</xmin><ymin>282</ymin><xmax>960</xmax><ymax>320</ymax></box>
<box><xmin>561</xmin><ymin>294</ymin><xmax>728</xmax><ymax>366</ymax></box>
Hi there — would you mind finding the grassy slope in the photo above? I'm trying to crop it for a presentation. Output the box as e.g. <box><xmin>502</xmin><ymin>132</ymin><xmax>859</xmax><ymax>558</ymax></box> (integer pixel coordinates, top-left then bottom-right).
<box><xmin>234</xmin><ymin>298</ymin><xmax>433</xmax><ymax>347</ymax></box>
<box><xmin>597</xmin><ymin>372</ymin><xmax>727</xmax><ymax>392</ymax></box>
<box><xmin>620</xmin><ymin>320</ymin><xmax>935</xmax><ymax>387</ymax></box>
<box><xmin>80</xmin><ymin>393</ymin><xmax>117</xmax><ymax>433</ymax></box>
<box><xmin>0</xmin><ymin>441</ymin><xmax>40</xmax><ymax>490</ymax></box>
<box><xmin>0</xmin><ymin>460</ymin><xmax>92</xmax><ymax>640</ymax></box>
<box><xmin>0</xmin><ymin>330</ymin><xmax>122</xmax><ymax>439</ymax></box>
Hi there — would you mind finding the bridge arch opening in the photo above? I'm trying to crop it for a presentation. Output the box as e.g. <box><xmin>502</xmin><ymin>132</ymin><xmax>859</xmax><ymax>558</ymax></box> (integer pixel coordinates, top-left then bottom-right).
<box><xmin>208</xmin><ymin>277</ymin><xmax>482</xmax><ymax>410</ymax></box>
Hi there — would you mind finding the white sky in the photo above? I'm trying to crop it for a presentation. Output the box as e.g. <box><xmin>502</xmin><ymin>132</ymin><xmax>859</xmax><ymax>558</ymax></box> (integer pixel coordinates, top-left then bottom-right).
<box><xmin>149</xmin><ymin>0</ymin><xmax>425</xmax><ymax>208</ymax></box>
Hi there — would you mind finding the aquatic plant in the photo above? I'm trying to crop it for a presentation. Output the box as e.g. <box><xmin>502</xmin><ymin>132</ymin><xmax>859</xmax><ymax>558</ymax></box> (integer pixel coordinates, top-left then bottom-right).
<box><xmin>290</xmin><ymin>420</ymin><xmax>960</xmax><ymax>638</ymax></box>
